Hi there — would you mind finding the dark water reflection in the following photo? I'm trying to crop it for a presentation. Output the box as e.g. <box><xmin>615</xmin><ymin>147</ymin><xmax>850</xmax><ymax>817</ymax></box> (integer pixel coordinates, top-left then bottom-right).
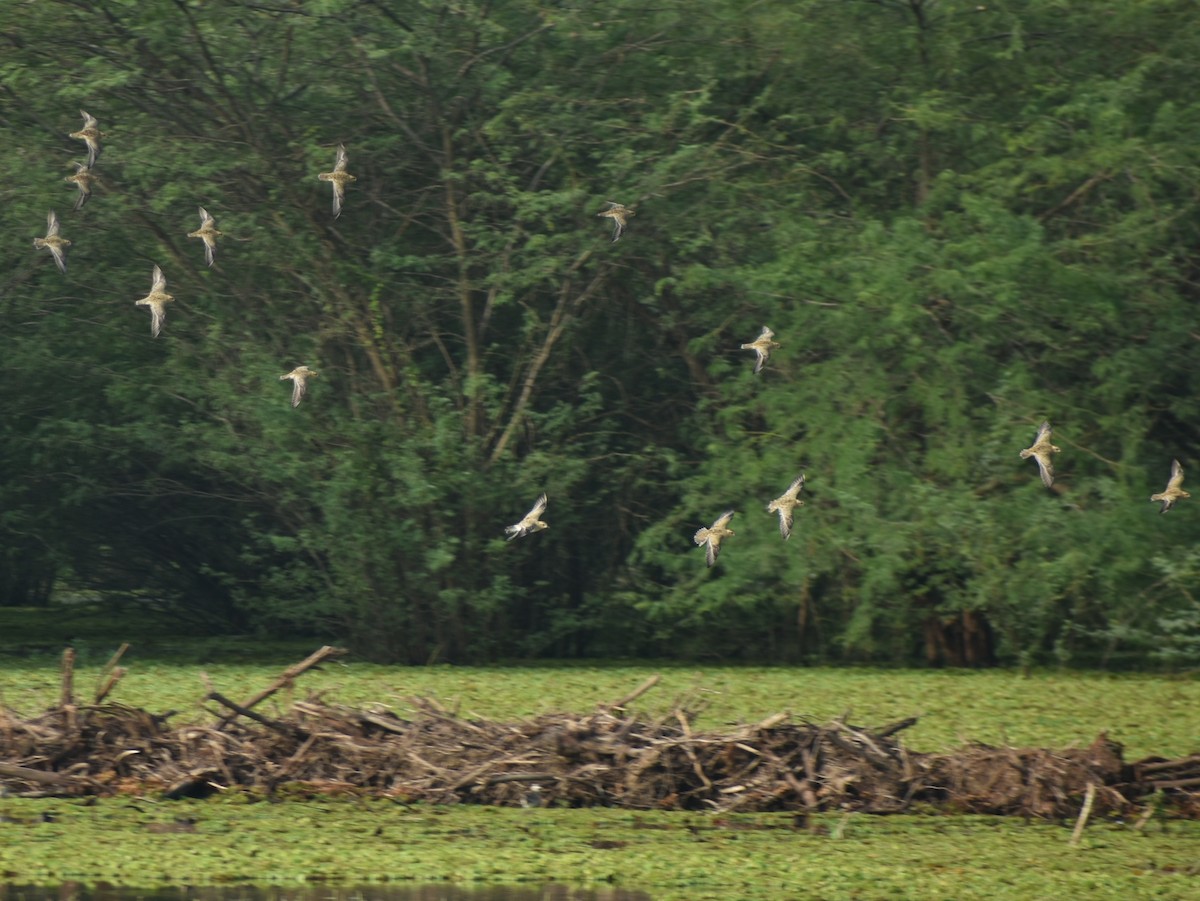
<box><xmin>2</xmin><ymin>888</ymin><xmax>650</xmax><ymax>901</ymax></box>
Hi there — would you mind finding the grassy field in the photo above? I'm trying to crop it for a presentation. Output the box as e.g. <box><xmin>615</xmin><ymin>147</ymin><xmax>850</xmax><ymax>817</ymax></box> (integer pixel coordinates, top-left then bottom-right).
<box><xmin>1</xmin><ymin>612</ymin><xmax>1198</xmax><ymax>898</ymax></box>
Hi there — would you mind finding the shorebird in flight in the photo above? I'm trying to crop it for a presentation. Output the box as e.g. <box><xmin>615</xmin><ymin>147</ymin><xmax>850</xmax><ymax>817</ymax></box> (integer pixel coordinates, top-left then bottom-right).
<box><xmin>505</xmin><ymin>493</ymin><xmax>548</xmax><ymax>540</ymax></box>
<box><xmin>1151</xmin><ymin>459</ymin><xmax>1189</xmax><ymax>513</ymax></box>
<box><xmin>69</xmin><ymin>110</ymin><xmax>105</xmax><ymax>169</ymax></box>
<box><xmin>767</xmin><ymin>473</ymin><xmax>806</xmax><ymax>540</ymax></box>
<box><xmin>740</xmin><ymin>326</ymin><xmax>780</xmax><ymax>373</ymax></box>
<box><xmin>596</xmin><ymin>201</ymin><xmax>634</xmax><ymax>243</ymax></box>
<box><xmin>187</xmin><ymin>207</ymin><xmax>222</xmax><ymax>267</ymax></box>
<box><xmin>1019</xmin><ymin>420</ymin><xmax>1060</xmax><ymax>488</ymax></box>
<box><xmin>280</xmin><ymin>366</ymin><xmax>318</xmax><ymax>408</ymax></box>
<box><xmin>32</xmin><ymin>211</ymin><xmax>70</xmax><ymax>273</ymax></box>
<box><xmin>694</xmin><ymin>510</ymin><xmax>735</xmax><ymax>568</ymax></box>
<box><xmin>317</xmin><ymin>144</ymin><xmax>356</xmax><ymax>218</ymax></box>
<box><xmin>64</xmin><ymin>163</ymin><xmax>96</xmax><ymax>211</ymax></box>
<box><xmin>135</xmin><ymin>265</ymin><xmax>174</xmax><ymax>337</ymax></box>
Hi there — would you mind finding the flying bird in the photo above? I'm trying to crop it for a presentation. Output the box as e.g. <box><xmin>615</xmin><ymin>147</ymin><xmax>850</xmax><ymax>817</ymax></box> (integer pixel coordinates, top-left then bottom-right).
<box><xmin>69</xmin><ymin>110</ymin><xmax>105</xmax><ymax>168</ymax></box>
<box><xmin>740</xmin><ymin>326</ymin><xmax>780</xmax><ymax>373</ymax></box>
<box><xmin>64</xmin><ymin>162</ymin><xmax>96</xmax><ymax>211</ymax></box>
<box><xmin>32</xmin><ymin>211</ymin><xmax>71</xmax><ymax>273</ymax></box>
<box><xmin>1151</xmin><ymin>459</ymin><xmax>1189</xmax><ymax>514</ymax></box>
<box><xmin>767</xmin><ymin>473</ymin><xmax>806</xmax><ymax>540</ymax></box>
<box><xmin>694</xmin><ymin>510</ymin><xmax>735</xmax><ymax>568</ymax></box>
<box><xmin>505</xmin><ymin>493</ymin><xmax>548</xmax><ymax>540</ymax></box>
<box><xmin>135</xmin><ymin>265</ymin><xmax>174</xmax><ymax>337</ymax></box>
<box><xmin>186</xmin><ymin>207</ymin><xmax>222</xmax><ymax>267</ymax></box>
<box><xmin>280</xmin><ymin>366</ymin><xmax>318</xmax><ymax>408</ymax></box>
<box><xmin>317</xmin><ymin>143</ymin><xmax>356</xmax><ymax>218</ymax></box>
<box><xmin>596</xmin><ymin>201</ymin><xmax>634</xmax><ymax>243</ymax></box>
<box><xmin>1019</xmin><ymin>420</ymin><xmax>1060</xmax><ymax>488</ymax></box>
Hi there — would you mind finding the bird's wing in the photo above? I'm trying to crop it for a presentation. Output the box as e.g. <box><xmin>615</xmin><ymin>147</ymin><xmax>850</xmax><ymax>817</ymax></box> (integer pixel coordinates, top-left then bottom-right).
<box><xmin>1168</xmin><ymin>459</ymin><xmax>1185</xmax><ymax>491</ymax></box>
<box><xmin>291</xmin><ymin>377</ymin><xmax>306</xmax><ymax>407</ymax></box>
<box><xmin>753</xmin><ymin>347</ymin><xmax>767</xmax><ymax>373</ymax></box>
<box><xmin>203</xmin><ymin>236</ymin><xmax>216</xmax><ymax>267</ymax></box>
<box><xmin>335</xmin><ymin>144</ymin><xmax>349</xmax><ymax>170</ymax></box>
<box><xmin>712</xmin><ymin>510</ymin><xmax>735</xmax><ymax>530</ymax></box>
<box><xmin>331</xmin><ymin>182</ymin><xmax>345</xmax><ymax>217</ymax></box>
<box><xmin>80</xmin><ymin>110</ymin><xmax>97</xmax><ymax>128</ymax></box>
<box><xmin>198</xmin><ymin>207</ymin><xmax>212</xmax><ymax>226</ymax></box>
<box><xmin>786</xmin><ymin>473</ymin><xmax>806</xmax><ymax>498</ymax></box>
<box><xmin>1036</xmin><ymin>420</ymin><xmax>1053</xmax><ymax>444</ymax></box>
<box><xmin>705</xmin><ymin>536</ymin><xmax>718</xmax><ymax>567</ymax></box>
<box><xmin>528</xmin><ymin>493</ymin><xmax>548</xmax><ymax>519</ymax></box>
<box><xmin>760</xmin><ymin>326</ymin><xmax>775</xmax><ymax>340</ymax></box>
<box><xmin>50</xmin><ymin>244</ymin><xmax>68</xmax><ymax>273</ymax></box>
<box><xmin>777</xmin><ymin>507</ymin><xmax>793</xmax><ymax>540</ymax></box>
<box><xmin>151</xmin><ymin>265</ymin><xmax>166</xmax><ymax>292</ymax></box>
<box><xmin>46</xmin><ymin>211</ymin><xmax>60</xmax><ymax>236</ymax></box>
<box><xmin>1035</xmin><ymin>453</ymin><xmax>1054</xmax><ymax>488</ymax></box>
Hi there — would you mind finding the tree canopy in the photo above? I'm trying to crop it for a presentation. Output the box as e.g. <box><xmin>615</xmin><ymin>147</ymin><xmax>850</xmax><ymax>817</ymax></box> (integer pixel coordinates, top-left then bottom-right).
<box><xmin>2</xmin><ymin>0</ymin><xmax>1198</xmax><ymax>666</ymax></box>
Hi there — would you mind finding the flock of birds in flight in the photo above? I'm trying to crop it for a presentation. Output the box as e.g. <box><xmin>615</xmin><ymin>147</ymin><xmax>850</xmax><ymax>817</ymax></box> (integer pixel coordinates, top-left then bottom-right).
<box><xmin>32</xmin><ymin>113</ymin><xmax>1191</xmax><ymax>559</ymax></box>
<box><xmin>508</xmin><ymin>419</ymin><xmax>1190</xmax><ymax>569</ymax></box>
<box><xmin>31</xmin><ymin>113</ymin><xmax>348</xmax><ymax>407</ymax></box>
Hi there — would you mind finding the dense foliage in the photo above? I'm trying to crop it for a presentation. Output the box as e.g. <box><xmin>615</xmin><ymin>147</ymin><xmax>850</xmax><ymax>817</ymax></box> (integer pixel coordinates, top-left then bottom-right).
<box><xmin>2</xmin><ymin>0</ymin><xmax>1198</xmax><ymax>665</ymax></box>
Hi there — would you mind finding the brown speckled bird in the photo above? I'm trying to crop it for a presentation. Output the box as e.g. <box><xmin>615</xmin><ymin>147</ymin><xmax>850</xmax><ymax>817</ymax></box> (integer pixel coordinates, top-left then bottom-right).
<box><xmin>32</xmin><ymin>211</ymin><xmax>70</xmax><ymax>273</ymax></box>
<box><xmin>69</xmin><ymin>110</ymin><xmax>105</xmax><ymax>169</ymax></box>
<box><xmin>596</xmin><ymin>201</ymin><xmax>634</xmax><ymax>243</ymax></box>
<box><xmin>1019</xmin><ymin>420</ymin><xmax>1060</xmax><ymax>488</ymax></box>
<box><xmin>280</xmin><ymin>366</ymin><xmax>318</xmax><ymax>408</ymax></box>
<box><xmin>135</xmin><ymin>265</ymin><xmax>174</xmax><ymax>338</ymax></box>
<box><xmin>64</xmin><ymin>162</ymin><xmax>96</xmax><ymax>211</ymax></box>
<box><xmin>187</xmin><ymin>207</ymin><xmax>222</xmax><ymax>268</ymax></box>
<box><xmin>740</xmin><ymin>326</ymin><xmax>780</xmax><ymax>374</ymax></box>
<box><xmin>694</xmin><ymin>510</ymin><xmax>735</xmax><ymax>568</ymax></box>
<box><xmin>505</xmin><ymin>493</ymin><xmax>548</xmax><ymax>540</ymax></box>
<box><xmin>1151</xmin><ymin>459</ymin><xmax>1189</xmax><ymax>514</ymax></box>
<box><xmin>317</xmin><ymin>144</ymin><xmax>356</xmax><ymax>218</ymax></box>
<box><xmin>767</xmin><ymin>473</ymin><xmax>806</xmax><ymax>540</ymax></box>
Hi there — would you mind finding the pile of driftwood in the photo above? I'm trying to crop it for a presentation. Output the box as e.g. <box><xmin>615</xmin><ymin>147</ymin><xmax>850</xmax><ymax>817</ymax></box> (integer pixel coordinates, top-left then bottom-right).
<box><xmin>1</xmin><ymin>646</ymin><xmax>1197</xmax><ymax>823</ymax></box>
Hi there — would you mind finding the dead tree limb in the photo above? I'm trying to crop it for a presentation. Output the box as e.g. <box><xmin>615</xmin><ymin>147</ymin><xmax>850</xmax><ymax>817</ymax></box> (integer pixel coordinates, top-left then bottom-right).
<box><xmin>215</xmin><ymin>645</ymin><xmax>344</xmax><ymax>730</ymax></box>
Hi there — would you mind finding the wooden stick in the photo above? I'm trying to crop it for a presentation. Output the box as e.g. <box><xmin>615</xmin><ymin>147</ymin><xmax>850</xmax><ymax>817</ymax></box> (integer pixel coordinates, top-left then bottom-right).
<box><xmin>754</xmin><ymin>712</ymin><xmax>788</xmax><ymax>731</ymax></box>
<box><xmin>675</xmin><ymin>709</ymin><xmax>713</xmax><ymax>791</ymax></box>
<box><xmin>0</xmin><ymin>762</ymin><xmax>72</xmax><ymax>785</ymax></box>
<box><xmin>93</xmin><ymin>643</ymin><xmax>130</xmax><ymax>704</ymax></box>
<box><xmin>94</xmin><ymin>667</ymin><xmax>126</xmax><ymax>705</ymax></box>
<box><xmin>876</xmin><ymin>716</ymin><xmax>920</xmax><ymax>739</ymax></box>
<box><xmin>216</xmin><ymin>645</ymin><xmax>344</xmax><ymax>729</ymax></box>
<box><xmin>1132</xmin><ymin>797</ymin><xmax>1158</xmax><ymax>831</ymax></box>
<box><xmin>100</xmin><ymin>642</ymin><xmax>129</xmax><ymax>674</ymax></box>
<box><xmin>208</xmin><ymin>691</ymin><xmax>309</xmax><ymax>738</ymax></box>
<box><xmin>606</xmin><ymin>675</ymin><xmax>660</xmax><ymax>710</ymax></box>
<box><xmin>1138</xmin><ymin>754</ymin><xmax>1200</xmax><ymax>774</ymax></box>
<box><xmin>60</xmin><ymin>647</ymin><xmax>78</xmax><ymax>735</ymax></box>
<box><xmin>484</xmin><ymin>772</ymin><xmax>555</xmax><ymax>786</ymax></box>
<box><xmin>1069</xmin><ymin>782</ymin><xmax>1096</xmax><ymax>846</ymax></box>
<box><xmin>60</xmin><ymin>647</ymin><xmax>76</xmax><ymax>708</ymax></box>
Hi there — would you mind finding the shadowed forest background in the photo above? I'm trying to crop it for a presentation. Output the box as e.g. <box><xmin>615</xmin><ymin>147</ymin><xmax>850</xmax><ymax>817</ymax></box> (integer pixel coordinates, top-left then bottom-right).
<box><xmin>2</xmin><ymin>0</ymin><xmax>1198</xmax><ymax>667</ymax></box>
